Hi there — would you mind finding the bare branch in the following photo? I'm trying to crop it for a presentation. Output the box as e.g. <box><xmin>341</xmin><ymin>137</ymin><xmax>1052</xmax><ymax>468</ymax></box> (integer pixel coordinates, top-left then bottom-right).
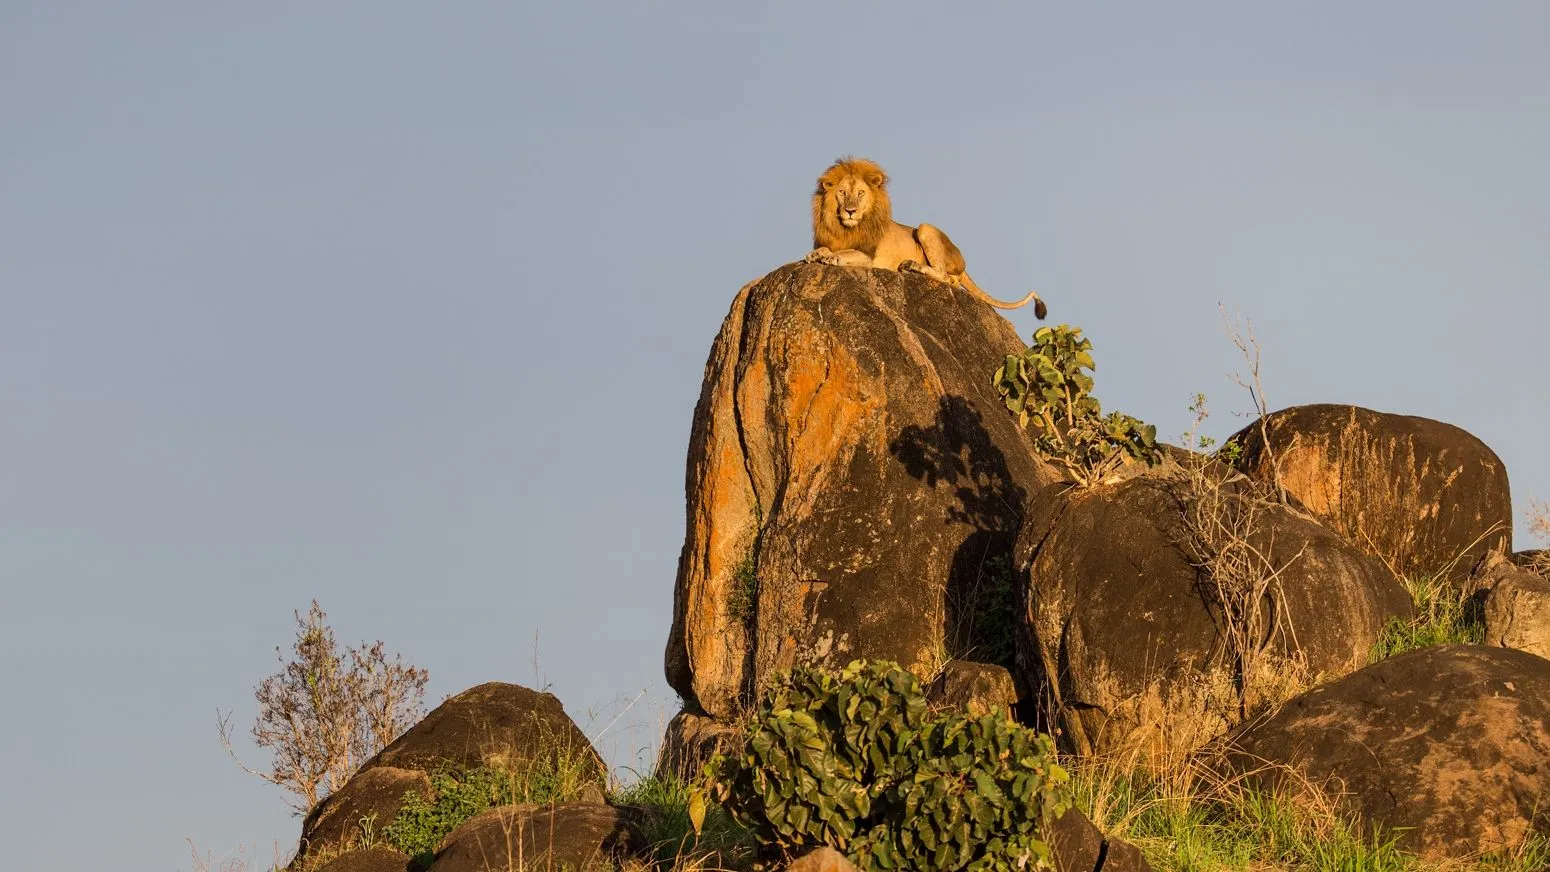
<box><xmin>221</xmin><ymin>601</ymin><xmax>428</xmax><ymax>812</ymax></box>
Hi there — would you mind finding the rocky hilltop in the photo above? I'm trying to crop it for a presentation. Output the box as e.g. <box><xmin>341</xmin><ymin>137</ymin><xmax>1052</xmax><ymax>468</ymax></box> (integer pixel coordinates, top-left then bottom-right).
<box><xmin>283</xmin><ymin>264</ymin><xmax>1548</xmax><ymax>871</ymax></box>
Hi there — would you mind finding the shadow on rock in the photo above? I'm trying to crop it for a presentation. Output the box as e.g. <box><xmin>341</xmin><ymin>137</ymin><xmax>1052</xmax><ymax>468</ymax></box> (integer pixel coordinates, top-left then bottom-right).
<box><xmin>891</xmin><ymin>395</ymin><xmax>1027</xmax><ymax>668</ymax></box>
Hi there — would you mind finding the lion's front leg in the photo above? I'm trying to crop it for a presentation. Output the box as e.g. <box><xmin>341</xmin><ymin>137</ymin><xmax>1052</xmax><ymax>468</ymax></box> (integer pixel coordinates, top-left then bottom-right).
<box><xmin>804</xmin><ymin>247</ymin><xmax>874</xmax><ymax>267</ymax></box>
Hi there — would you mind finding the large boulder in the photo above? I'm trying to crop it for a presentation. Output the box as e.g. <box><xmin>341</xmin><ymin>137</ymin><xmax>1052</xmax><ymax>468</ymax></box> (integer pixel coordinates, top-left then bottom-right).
<box><xmin>1224</xmin><ymin>645</ymin><xmax>1550</xmax><ymax>860</ymax></box>
<box><xmin>1018</xmin><ymin>476</ymin><xmax>1411</xmax><ymax>756</ymax></box>
<box><xmin>1230</xmin><ymin>404</ymin><xmax>1511</xmax><ymax>581</ymax></box>
<box><xmin>1046</xmin><ymin>809</ymin><xmax>1151</xmax><ymax>872</ymax></box>
<box><xmin>665</xmin><ymin>263</ymin><xmax>1060</xmax><ymax>718</ymax></box>
<box><xmin>925</xmin><ymin>659</ymin><xmax>1020</xmax><ymax>718</ymax></box>
<box><xmin>1476</xmin><ymin>552</ymin><xmax>1550</xmax><ymax>660</ymax></box>
<box><xmin>294</xmin><ymin>767</ymin><xmax>430</xmax><ymax>866</ymax></box>
<box><xmin>426</xmin><ymin>802</ymin><xmax>640</xmax><ymax>872</ymax></box>
<box><xmin>653</xmin><ymin>708</ymin><xmax>739</xmax><ymax>782</ymax></box>
<box><xmin>363</xmin><ymin>682</ymin><xmax>604</xmax><ymax>779</ymax></box>
<box><xmin>309</xmin><ymin>847</ymin><xmax>413</xmax><ymax>872</ymax></box>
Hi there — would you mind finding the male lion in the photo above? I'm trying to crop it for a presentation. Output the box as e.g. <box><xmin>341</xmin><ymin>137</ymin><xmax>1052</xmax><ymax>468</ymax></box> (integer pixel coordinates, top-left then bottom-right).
<box><xmin>803</xmin><ymin>156</ymin><xmax>1048</xmax><ymax>317</ymax></box>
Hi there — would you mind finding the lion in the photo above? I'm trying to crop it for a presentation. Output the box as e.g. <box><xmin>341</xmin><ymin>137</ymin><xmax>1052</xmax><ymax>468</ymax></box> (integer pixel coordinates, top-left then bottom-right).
<box><xmin>802</xmin><ymin>156</ymin><xmax>1048</xmax><ymax>317</ymax></box>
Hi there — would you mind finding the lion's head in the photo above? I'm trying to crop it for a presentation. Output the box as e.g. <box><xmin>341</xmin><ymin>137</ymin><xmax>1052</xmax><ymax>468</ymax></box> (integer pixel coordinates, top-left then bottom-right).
<box><xmin>812</xmin><ymin>157</ymin><xmax>893</xmax><ymax>253</ymax></box>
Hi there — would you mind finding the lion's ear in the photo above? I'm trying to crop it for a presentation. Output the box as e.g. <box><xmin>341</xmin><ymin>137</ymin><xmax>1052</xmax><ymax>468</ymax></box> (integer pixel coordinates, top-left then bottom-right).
<box><xmin>820</xmin><ymin>178</ymin><xmax>837</xmax><ymax>191</ymax></box>
<box><xmin>866</xmin><ymin>172</ymin><xmax>887</xmax><ymax>188</ymax></box>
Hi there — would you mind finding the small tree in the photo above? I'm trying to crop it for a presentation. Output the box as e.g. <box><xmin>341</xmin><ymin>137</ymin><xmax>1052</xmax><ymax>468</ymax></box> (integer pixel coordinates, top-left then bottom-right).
<box><xmin>993</xmin><ymin>324</ymin><xmax>1161</xmax><ymax>487</ymax></box>
<box><xmin>220</xmin><ymin>601</ymin><xmax>429</xmax><ymax>811</ymax></box>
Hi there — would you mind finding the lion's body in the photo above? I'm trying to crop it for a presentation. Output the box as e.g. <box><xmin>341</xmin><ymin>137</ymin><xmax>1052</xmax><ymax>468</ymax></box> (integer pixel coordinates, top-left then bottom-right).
<box><xmin>803</xmin><ymin>157</ymin><xmax>1046</xmax><ymax>316</ymax></box>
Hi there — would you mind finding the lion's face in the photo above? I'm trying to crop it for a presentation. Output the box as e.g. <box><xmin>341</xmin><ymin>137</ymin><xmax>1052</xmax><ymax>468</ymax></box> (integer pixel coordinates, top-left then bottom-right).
<box><xmin>812</xmin><ymin>157</ymin><xmax>892</xmax><ymax>251</ymax></box>
<box><xmin>822</xmin><ymin>174</ymin><xmax>880</xmax><ymax>228</ymax></box>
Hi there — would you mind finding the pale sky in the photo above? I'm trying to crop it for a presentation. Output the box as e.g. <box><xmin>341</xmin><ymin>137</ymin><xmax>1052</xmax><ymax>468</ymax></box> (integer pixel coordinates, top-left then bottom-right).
<box><xmin>2</xmin><ymin>3</ymin><xmax>1547</xmax><ymax>870</ymax></box>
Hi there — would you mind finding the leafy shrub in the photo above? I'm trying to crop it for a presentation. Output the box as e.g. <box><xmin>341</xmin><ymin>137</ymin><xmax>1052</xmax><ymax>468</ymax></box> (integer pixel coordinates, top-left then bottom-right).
<box><xmin>708</xmin><ymin>660</ymin><xmax>1071</xmax><ymax>871</ymax></box>
<box><xmin>993</xmin><ymin>325</ymin><xmax>1160</xmax><ymax>487</ymax></box>
<box><xmin>382</xmin><ymin>767</ymin><xmax>513</xmax><ymax>865</ymax></box>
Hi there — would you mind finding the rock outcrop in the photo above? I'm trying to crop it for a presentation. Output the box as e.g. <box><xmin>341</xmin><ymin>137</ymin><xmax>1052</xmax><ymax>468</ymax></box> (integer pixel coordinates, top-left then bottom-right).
<box><xmin>653</xmin><ymin>708</ymin><xmax>739</xmax><ymax>781</ymax></box>
<box><xmin>426</xmin><ymin>802</ymin><xmax>639</xmax><ymax>872</ymax></box>
<box><xmin>1476</xmin><ymin>552</ymin><xmax>1550</xmax><ymax>660</ymax></box>
<box><xmin>665</xmin><ymin>263</ymin><xmax>1060</xmax><ymax>719</ymax></box>
<box><xmin>1047</xmin><ymin>809</ymin><xmax>1152</xmax><ymax>872</ymax></box>
<box><xmin>295</xmin><ymin>767</ymin><xmax>430</xmax><ymax>866</ymax></box>
<box><xmin>1224</xmin><ymin>645</ymin><xmax>1550</xmax><ymax>860</ymax></box>
<box><xmin>309</xmin><ymin>846</ymin><xmax>413</xmax><ymax>872</ymax></box>
<box><xmin>290</xmin><ymin>682</ymin><xmax>606</xmax><ymax>867</ymax></box>
<box><xmin>1018</xmin><ymin>476</ymin><xmax>1411</xmax><ymax>756</ymax></box>
<box><xmin>363</xmin><ymin>682</ymin><xmax>603</xmax><ymax>778</ymax></box>
<box><xmin>925</xmin><ymin>659</ymin><xmax>1020</xmax><ymax>717</ymax></box>
<box><xmin>1230</xmin><ymin>404</ymin><xmax>1511</xmax><ymax>581</ymax></box>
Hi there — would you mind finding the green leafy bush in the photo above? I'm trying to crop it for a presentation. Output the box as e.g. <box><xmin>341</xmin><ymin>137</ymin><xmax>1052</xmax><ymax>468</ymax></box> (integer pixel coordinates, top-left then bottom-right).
<box><xmin>708</xmin><ymin>660</ymin><xmax>1071</xmax><ymax>871</ymax></box>
<box><xmin>381</xmin><ymin>747</ymin><xmax>606</xmax><ymax>868</ymax></box>
<box><xmin>993</xmin><ymin>325</ymin><xmax>1161</xmax><ymax>487</ymax></box>
<box><xmin>382</xmin><ymin>767</ymin><xmax>515</xmax><ymax>866</ymax></box>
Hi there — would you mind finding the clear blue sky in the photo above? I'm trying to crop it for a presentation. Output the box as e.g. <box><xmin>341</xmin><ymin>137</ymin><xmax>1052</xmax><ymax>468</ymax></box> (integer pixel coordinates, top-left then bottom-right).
<box><xmin>2</xmin><ymin>3</ymin><xmax>1547</xmax><ymax>869</ymax></box>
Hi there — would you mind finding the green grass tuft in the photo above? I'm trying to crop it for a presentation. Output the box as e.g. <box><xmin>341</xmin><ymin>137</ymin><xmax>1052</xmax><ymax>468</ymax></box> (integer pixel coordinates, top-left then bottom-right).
<box><xmin>611</xmin><ymin>772</ymin><xmax>752</xmax><ymax>870</ymax></box>
<box><xmin>1371</xmin><ymin>574</ymin><xmax>1484</xmax><ymax>662</ymax></box>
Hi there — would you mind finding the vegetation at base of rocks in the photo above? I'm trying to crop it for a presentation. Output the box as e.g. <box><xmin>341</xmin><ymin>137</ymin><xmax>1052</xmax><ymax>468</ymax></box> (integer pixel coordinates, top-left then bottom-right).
<box><xmin>1370</xmin><ymin>574</ymin><xmax>1485</xmax><ymax>662</ymax></box>
<box><xmin>1175</xmin><ymin>394</ymin><xmax>1311</xmax><ymax>719</ymax></box>
<box><xmin>219</xmin><ymin>601</ymin><xmax>429</xmax><ymax>811</ymax></box>
<box><xmin>994</xmin><ymin>324</ymin><xmax>1161</xmax><ymax>488</ymax></box>
<box><xmin>708</xmin><ymin>659</ymin><xmax>1071</xmax><ymax>871</ymax></box>
<box><xmin>1070</xmin><ymin>754</ymin><xmax>1550</xmax><ymax>872</ymax></box>
<box><xmin>613</xmin><ymin>772</ymin><xmax>755</xmax><ymax>870</ymax></box>
<box><xmin>382</xmin><ymin>750</ymin><xmax>608</xmax><ymax>869</ymax></box>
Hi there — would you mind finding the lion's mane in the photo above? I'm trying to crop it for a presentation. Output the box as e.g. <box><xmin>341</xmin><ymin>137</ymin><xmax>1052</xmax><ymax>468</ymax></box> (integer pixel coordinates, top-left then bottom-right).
<box><xmin>811</xmin><ymin>157</ymin><xmax>893</xmax><ymax>254</ymax></box>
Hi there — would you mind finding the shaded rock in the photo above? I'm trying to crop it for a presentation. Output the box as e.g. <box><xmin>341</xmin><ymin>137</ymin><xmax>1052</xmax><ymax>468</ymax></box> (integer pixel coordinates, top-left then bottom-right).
<box><xmin>784</xmin><ymin>846</ymin><xmax>859</xmax><ymax>871</ymax></box>
<box><xmin>654</xmin><ymin>708</ymin><xmax>740</xmax><ymax>781</ymax></box>
<box><xmin>1018</xmin><ymin>476</ymin><xmax>1411</xmax><ymax>756</ymax></box>
<box><xmin>364</xmin><ymin>682</ymin><xmax>604</xmax><ymax>779</ymax></box>
<box><xmin>1478</xmin><ymin>554</ymin><xmax>1550</xmax><ymax>660</ymax></box>
<box><xmin>1224</xmin><ymin>645</ymin><xmax>1550</xmax><ymax>860</ymax></box>
<box><xmin>1047</xmin><ymin>808</ymin><xmax>1150</xmax><ymax>872</ymax></box>
<box><xmin>296</xmin><ymin>767</ymin><xmax>430</xmax><ymax>866</ymax></box>
<box><xmin>1231</xmin><ymin>404</ymin><xmax>1510</xmax><ymax>581</ymax></box>
<box><xmin>309</xmin><ymin>846</ymin><xmax>413</xmax><ymax>872</ymax></box>
<box><xmin>926</xmin><ymin>659</ymin><xmax>1020</xmax><ymax>717</ymax></box>
<box><xmin>427</xmin><ymin>802</ymin><xmax>639</xmax><ymax>872</ymax></box>
<box><xmin>665</xmin><ymin>263</ymin><xmax>1060</xmax><ymax>718</ymax></box>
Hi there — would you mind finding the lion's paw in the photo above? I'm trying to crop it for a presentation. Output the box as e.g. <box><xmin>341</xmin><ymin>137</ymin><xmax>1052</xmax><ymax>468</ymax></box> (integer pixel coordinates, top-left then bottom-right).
<box><xmin>803</xmin><ymin>248</ymin><xmax>834</xmax><ymax>264</ymax></box>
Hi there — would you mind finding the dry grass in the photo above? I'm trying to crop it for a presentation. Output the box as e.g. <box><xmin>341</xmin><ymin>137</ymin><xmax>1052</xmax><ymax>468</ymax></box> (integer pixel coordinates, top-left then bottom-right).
<box><xmin>1172</xmin><ymin>394</ymin><xmax>1315</xmax><ymax>727</ymax></box>
<box><xmin>1068</xmin><ymin>750</ymin><xmax>1550</xmax><ymax>872</ymax></box>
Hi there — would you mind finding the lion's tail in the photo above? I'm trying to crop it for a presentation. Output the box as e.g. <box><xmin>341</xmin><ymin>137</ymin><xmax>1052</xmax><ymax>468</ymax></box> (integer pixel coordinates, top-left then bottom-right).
<box><xmin>960</xmin><ymin>273</ymin><xmax>1048</xmax><ymax>319</ymax></box>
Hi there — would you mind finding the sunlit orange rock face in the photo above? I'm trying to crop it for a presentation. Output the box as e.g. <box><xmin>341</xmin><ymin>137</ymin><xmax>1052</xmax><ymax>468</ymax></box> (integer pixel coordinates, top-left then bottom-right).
<box><xmin>664</xmin><ymin>263</ymin><xmax>1060</xmax><ymax>719</ymax></box>
<box><xmin>1231</xmin><ymin>404</ymin><xmax>1511</xmax><ymax>582</ymax></box>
